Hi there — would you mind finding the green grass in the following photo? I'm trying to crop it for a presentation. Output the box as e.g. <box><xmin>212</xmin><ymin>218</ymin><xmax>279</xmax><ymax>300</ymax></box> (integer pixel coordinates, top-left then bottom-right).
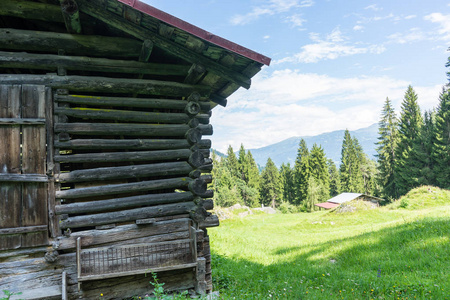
<box><xmin>209</xmin><ymin>186</ymin><xmax>450</xmax><ymax>299</ymax></box>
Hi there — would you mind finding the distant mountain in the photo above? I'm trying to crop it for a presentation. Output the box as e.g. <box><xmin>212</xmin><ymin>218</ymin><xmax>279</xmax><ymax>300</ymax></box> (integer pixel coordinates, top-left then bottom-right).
<box><xmin>247</xmin><ymin>123</ymin><xmax>379</xmax><ymax>168</ymax></box>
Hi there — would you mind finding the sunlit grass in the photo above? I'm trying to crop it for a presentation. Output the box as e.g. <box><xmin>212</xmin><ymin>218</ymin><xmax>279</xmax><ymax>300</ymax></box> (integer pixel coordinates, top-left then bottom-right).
<box><xmin>209</xmin><ymin>187</ymin><xmax>450</xmax><ymax>299</ymax></box>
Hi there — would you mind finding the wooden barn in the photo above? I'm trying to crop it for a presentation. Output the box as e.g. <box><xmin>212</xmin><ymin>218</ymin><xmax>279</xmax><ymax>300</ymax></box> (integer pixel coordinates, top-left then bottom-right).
<box><xmin>0</xmin><ymin>1</ymin><xmax>270</xmax><ymax>298</ymax></box>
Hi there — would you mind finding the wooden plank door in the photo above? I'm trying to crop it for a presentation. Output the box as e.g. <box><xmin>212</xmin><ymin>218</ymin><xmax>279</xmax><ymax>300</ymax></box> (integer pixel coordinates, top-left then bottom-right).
<box><xmin>0</xmin><ymin>84</ymin><xmax>49</xmax><ymax>250</ymax></box>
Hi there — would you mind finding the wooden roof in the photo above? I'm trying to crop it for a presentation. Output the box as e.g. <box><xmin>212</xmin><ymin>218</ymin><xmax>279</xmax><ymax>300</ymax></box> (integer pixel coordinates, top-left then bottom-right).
<box><xmin>0</xmin><ymin>0</ymin><xmax>271</xmax><ymax>106</ymax></box>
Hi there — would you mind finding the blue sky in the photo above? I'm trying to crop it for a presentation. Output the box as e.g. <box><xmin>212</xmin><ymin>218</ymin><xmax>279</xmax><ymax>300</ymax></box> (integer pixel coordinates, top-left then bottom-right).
<box><xmin>142</xmin><ymin>0</ymin><xmax>450</xmax><ymax>153</ymax></box>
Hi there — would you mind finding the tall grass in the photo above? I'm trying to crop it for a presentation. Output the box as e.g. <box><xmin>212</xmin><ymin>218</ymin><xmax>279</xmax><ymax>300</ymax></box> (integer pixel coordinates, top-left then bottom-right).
<box><xmin>209</xmin><ymin>187</ymin><xmax>450</xmax><ymax>299</ymax></box>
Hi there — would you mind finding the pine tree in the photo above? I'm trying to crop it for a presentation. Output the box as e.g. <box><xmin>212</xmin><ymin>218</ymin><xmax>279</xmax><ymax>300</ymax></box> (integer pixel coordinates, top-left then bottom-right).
<box><xmin>376</xmin><ymin>97</ymin><xmax>399</xmax><ymax>200</ymax></box>
<box><xmin>340</xmin><ymin>130</ymin><xmax>365</xmax><ymax>193</ymax></box>
<box><xmin>225</xmin><ymin>145</ymin><xmax>239</xmax><ymax>178</ymax></box>
<box><xmin>260</xmin><ymin>158</ymin><xmax>282</xmax><ymax>208</ymax></box>
<box><xmin>293</xmin><ymin>139</ymin><xmax>310</xmax><ymax>205</ymax></box>
<box><xmin>416</xmin><ymin>110</ymin><xmax>435</xmax><ymax>186</ymax></box>
<box><xmin>394</xmin><ymin>86</ymin><xmax>424</xmax><ymax>196</ymax></box>
<box><xmin>309</xmin><ymin>144</ymin><xmax>330</xmax><ymax>201</ymax></box>
<box><xmin>280</xmin><ymin>163</ymin><xmax>295</xmax><ymax>204</ymax></box>
<box><xmin>211</xmin><ymin>151</ymin><xmax>242</xmax><ymax>207</ymax></box>
<box><xmin>237</xmin><ymin>144</ymin><xmax>248</xmax><ymax>182</ymax></box>
<box><xmin>327</xmin><ymin>159</ymin><xmax>341</xmax><ymax>196</ymax></box>
<box><xmin>432</xmin><ymin>89</ymin><xmax>450</xmax><ymax>188</ymax></box>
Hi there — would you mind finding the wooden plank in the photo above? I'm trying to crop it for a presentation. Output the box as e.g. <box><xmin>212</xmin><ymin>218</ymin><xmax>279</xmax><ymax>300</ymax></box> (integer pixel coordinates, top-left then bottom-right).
<box><xmin>0</xmin><ymin>174</ymin><xmax>48</xmax><ymax>182</ymax></box>
<box><xmin>0</xmin><ymin>74</ymin><xmax>211</xmax><ymax>97</ymax></box>
<box><xmin>21</xmin><ymin>85</ymin><xmax>48</xmax><ymax>247</ymax></box>
<box><xmin>78</xmin><ymin>0</ymin><xmax>252</xmax><ymax>89</ymax></box>
<box><xmin>0</xmin><ymin>225</ymin><xmax>47</xmax><ymax>235</ymax></box>
<box><xmin>54</xmin><ymin>107</ymin><xmax>191</xmax><ymax>124</ymax></box>
<box><xmin>59</xmin><ymin>202</ymin><xmax>196</xmax><ymax>229</ymax></box>
<box><xmin>56</xmin><ymin>218</ymin><xmax>190</xmax><ymax>250</ymax></box>
<box><xmin>55</xmin><ymin>177</ymin><xmax>191</xmax><ymax>199</ymax></box>
<box><xmin>0</xmin><ymin>118</ymin><xmax>45</xmax><ymax>125</ymax></box>
<box><xmin>54</xmin><ymin>148</ymin><xmax>191</xmax><ymax>163</ymax></box>
<box><xmin>0</xmin><ymin>28</ymin><xmax>141</xmax><ymax>58</ymax></box>
<box><xmin>0</xmin><ymin>51</ymin><xmax>191</xmax><ymax>77</ymax></box>
<box><xmin>0</xmin><ymin>0</ymin><xmax>63</xmax><ymax>23</ymax></box>
<box><xmin>60</xmin><ymin>0</ymin><xmax>82</xmax><ymax>34</ymax></box>
<box><xmin>55</xmin><ymin>191</ymin><xmax>194</xmax><ymax>215</ymax></box>
<box><xmin>0</xmin><ymin>85</ymin><xmax>21</xmax><ymax>250</ymax></box>
<box><xmin>199</xmin><ymin>215</ymin><xmax>220</xmax><ymax>228</ymax></box>
<box><xmin>55</xmin><ymin>161</ymin><xmax>193</xmax><ymax>183</ymax></box>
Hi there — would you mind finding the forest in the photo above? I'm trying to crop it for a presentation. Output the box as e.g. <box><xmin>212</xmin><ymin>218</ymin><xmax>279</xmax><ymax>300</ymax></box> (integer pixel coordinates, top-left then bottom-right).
<box><xmin>210</xmin><ymin>56</ymin><xmax>450</xmax><ymax>212</ymax></box>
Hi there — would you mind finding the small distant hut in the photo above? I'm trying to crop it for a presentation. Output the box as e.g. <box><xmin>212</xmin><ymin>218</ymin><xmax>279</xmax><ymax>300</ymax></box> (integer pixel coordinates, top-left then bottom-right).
<box><xmin>0</xmin><ymin>1</ymin><xmax>270</xmax><ymax>299</ymax></box>
<box><xmin>315</xmin><ymin>193</ymin><xmax>384</xmax><ymax>210</ymax></box>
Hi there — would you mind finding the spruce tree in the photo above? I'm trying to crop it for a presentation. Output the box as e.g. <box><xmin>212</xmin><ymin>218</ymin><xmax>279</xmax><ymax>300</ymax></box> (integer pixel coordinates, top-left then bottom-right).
<box><xmin>309</xmin><ymin>144</ymin><xmax>330</xmax><ymax>201</ymax></box>
<box><xmin>394</xmin><ymin>86</ymin><xmax>424</xmax><ymax>196</ymax></box>
<box><xmin>376</xmin><ymin>97</ymin><xmax>399</xmax><ymax>199</ymax></box>
<box><xmin>432</xmin><ymin>89</ymin><xmax>450</xmax><ymax>188</ymax></box>
<box><xmin>280</xmin><ymin>163</ymin><xmax>295</xmax><ymax>204</ymax></box>
<box><xmin>327</xmin><ymin>159</ymin><xmax>341</xmax><ymax>196</ymax></box>
<box><xmin>416</xmin><ymin>110</ymin><xmax>435</xmax><ymax>185</ymax></box>
<box><xmin>238</xmin><ymin>144</ymin><xmax>248</xmax><ymax>182</ymax></box>
<box><xmin>340</xmin><ymin>130</ymin><xmax>364</xmax><ymax>193</ymax></box>
<box><xmin>293</xmin><ymin>139</ymin><xmax>310</xmax><ymax>205</ymax></box>
<box><xmin>225</xmin><ymin>145</ymin><xmax>239</xmax><ymax>178</ymax></box>
<box><xmin>260</xmin><ymin>158</ymin><xmax>282</xmax><ymax>208</ymax></box>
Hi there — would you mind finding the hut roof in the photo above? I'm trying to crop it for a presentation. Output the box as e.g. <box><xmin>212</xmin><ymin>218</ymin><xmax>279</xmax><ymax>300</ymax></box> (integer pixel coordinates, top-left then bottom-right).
<box><xmin>327</xmin><ymin>193</ymin><xmax>364</xmax><ymax>204</ymax></box>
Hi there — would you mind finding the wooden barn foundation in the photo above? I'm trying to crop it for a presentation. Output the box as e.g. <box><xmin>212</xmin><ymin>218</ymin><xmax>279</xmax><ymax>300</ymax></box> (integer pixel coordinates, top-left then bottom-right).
<box><xmin>0</xmin><ymin>1</ymin><xmax>270</xmax><ymax>299</ymax></box>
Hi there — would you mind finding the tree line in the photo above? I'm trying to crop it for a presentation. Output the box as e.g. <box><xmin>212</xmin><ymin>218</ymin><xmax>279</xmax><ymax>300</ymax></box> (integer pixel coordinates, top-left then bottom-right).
<box><xmin>211</xmin><ymin>56</ymin><xmax>450</xmax><ymax>211</ymax></box>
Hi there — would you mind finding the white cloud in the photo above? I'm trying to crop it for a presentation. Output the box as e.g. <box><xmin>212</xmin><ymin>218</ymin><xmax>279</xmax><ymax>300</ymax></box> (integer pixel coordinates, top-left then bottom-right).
<box><xmin>275</xmin><ymin>28</ymin><xmax>385</xmax><ymax>64</ymax></box>
<box><xmin>353</xmin><ymin>25</ymin><xmax>364</xmax><ymax>31</ymax></box>
<box><xmin>230</xmin><ymin>0</ymin><xmax>313</xmax><ymax>25</ymax></box>
<box><xmin>287</xmin><ymin>14</ymin><xmax>306</xmax><ymax>28</ymax></box>
<box><xmin>387</xmin><ymin>28</ymin><xmax>426</xmax><ymax>44</ymax></box>
<box><xmin>210</xmin><ymin>70</ymin><xmax>440</xmax><ymax>152</ymax></box>
<box><xmin>404</xmin><ymin>15</ymin><xmax>416</xmax><ymax>20</ymax></box>
<box><xmin>364</xmin><ymin>4</ymin><xmax>382</xmax><ymax>11</ymax></box>
<box><xmin>424</xmin><ymin>13</ymin><xmax>450</xmax><ymax>41</ymax></box>
<box><xmin>263</xmin><ymin>35</ymin><xmax>271</xmax><ymax>39</ymax></box>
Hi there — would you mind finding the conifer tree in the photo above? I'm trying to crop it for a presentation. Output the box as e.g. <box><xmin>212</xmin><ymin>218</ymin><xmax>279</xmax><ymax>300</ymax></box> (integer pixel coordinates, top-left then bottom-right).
<box><xmin>238</xmin><ymin>144</ymin><xmax>248</xmax><ymax>182</ymax></box>
<box><xmin>340</xmin><ymin>130</ymin><xmax>365</xmax><ymax>193</ymax></box>
<box><xmin>376</xmin><ymin>97</ymin><xmax>399</xmax><ymax>199</ymax></box>
<box><xmin>416</xmin><ymin>110</ymin><xmax>435</xmax><ymax>185</ymax></box>
<box><xmin>293</xmin><ymin>139</ymin><xmax>310</xmax><ymax>205</ymax></box>
<box><xmin>432</xmin><ymin>89</ymin><xmax>450</xmax><ymax>188</ymax></box>
<box><xmin>394</xmin><ymin>86</ymin><xmax>424</xmax><ymax>196</ymax></box>
<box><xmin>260</xmin><ymin>158</ymin><xmax>282</xmax><ymax>208</ymax></box>
<box><xmin>280</xmin><ymin>163</ymin><xmax>295</xmax><ymax>204</ymax></box>
<box><xmin>309</xmin><ymin>144</ymin><xmax>330</xmax><ymax>201</ymax></box>
<box><xmin>225</xmin><ymin>145</ymin><xmax>239</xmax><ymax>178</ymax></box>
<box><xmin>327</xmin><ymin>159</ymin><xmax>341</xmax><ymax>196</ymax></box>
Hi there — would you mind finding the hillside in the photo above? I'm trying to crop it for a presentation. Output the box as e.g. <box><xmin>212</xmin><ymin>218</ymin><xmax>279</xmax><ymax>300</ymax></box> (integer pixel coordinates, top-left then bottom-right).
<box><xmin>248</xmin><ymin>123</ymin><xmax>378</xmax><ymax>167</ymax></box>
<box><xmin>209</xmin><ymin>186</ymin><xmax>450</xmax><ymax>299</ymax></box>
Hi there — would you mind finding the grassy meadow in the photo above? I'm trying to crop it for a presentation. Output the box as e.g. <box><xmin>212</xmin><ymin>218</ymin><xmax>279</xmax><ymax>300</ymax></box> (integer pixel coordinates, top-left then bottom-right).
<box><xmin>208</xmin><ymin>186</ymin><xmax>450</xmax><ymax>299</ymax></box>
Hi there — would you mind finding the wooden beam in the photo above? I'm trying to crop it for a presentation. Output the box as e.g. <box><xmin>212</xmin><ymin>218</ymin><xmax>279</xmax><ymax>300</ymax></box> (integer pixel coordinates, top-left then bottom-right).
<box><xmin>0</xmin><ymin>0</ymin><xmax>64</xmax><ymax>23</ymax></box>
<box><xmin>55</xmin><ymin>177</ymin><xmax>192</xmax><ymax>199</ymax></box>
<box><xmin>60</xmin><ymin>0</ymin><xmax>82</xmax><ymax>34</ymax></box>
<box><xmin>55</xmin><ymin>94</ymin><xmax>210</xmax><ymax>111</ymax></box>
<box><xmin>184</xmin><ymin>64</ymin><xmax>206</xmax><ymax>84</ymax></box>
<box><xmin>139</xmin><ymin>39</ymin><xmax>154</xmax><ymax>62</ymax></box>
<box><xmin>54</xmin><ymin>122</ymin><xmax>191</xmax><ymax>137</ymax></box>
<box><xmin>0</xmin><ymin>174</ymin><xmax>48</xmax><ymax>183</ymax></box>
<box><xmin>54</xmin><ymin>107</ymin><xmax>191</xmax><ymax>124</ymax></box>
<box><xmin>55</xmin><ymin>192</ymin><xmax>194</xmax><ymax>215</ymax></box>
<box><xmin>0</xmin><ymin>51</ymin><xmax>190</xmax><ymax>76</ymax></box>
<box><xmin>0</xmin><ymin>118</ymin><xmax>45</xmax><ymax>125</ymax></box>
<box><xmin>54</xmin><ymin>148</ymin><xmax>191</xmax><ymax>163</ymax></box>
<box><xmin>59</xmin><ymin>202</ymin><xmax>196</xmax><ymax>229</ymax></box>
<box><xmin>0</xmin><ymin>74</ymin><xmax>210</xmax><ymax>97</ymax></box>
<box><xmin>55</xmin><ymin>161</ymin><xmax>193</xmax><ymax>183</ymax></box>
<box><xmin>0</xmin><ymin>28</ymin><xmax>142</xmax><ymax>58</ymax></box>
<box><xmin>77</xmin><ymin>0</ymin><xmax>252</xmax><ymax>89</ymax></box>
<box><xmin>0</xmin><ymin>225</ymin><xmax>47</xmax><ymax>235</ymax></box>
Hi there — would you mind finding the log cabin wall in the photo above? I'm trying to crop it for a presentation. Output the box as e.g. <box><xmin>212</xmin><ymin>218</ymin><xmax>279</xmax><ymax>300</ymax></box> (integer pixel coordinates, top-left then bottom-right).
<box><xmin>0</xmin><ymin>0</ymin><xmax>268</xmax><ymax>298</ymax></box>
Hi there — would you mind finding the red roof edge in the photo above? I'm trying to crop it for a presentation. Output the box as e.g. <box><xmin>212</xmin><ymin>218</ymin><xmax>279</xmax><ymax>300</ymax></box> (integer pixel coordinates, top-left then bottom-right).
<box><xmin>117</xmin><ymin>0</ymin><xmax>271</xmax><ymax>66</ymax></box>
<box><xmin>315</xmin><ymin>202</ymin><xmax>340</xmax><ymax>209</ymax></box>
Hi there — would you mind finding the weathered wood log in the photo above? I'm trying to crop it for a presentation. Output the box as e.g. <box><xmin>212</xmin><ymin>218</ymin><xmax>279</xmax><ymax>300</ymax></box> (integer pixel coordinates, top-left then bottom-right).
<box><xmin>210</xmin><ymin>94</ymin><xmax>227</xmax><ymax>107</ymax></box>
<box><xmin>184</xmin><ymin>64</ymin><xmax>206</xmax><ymax>85</ymax></box>
<box><xmin>198</xmin><ymin>164</ymin><xmax>213</xmax><ymax>173</ymax></box>
<box><xmin>54</xmin><ymin>107</ymin><xmax>190</xmax><ymax>124</ymax></box>
<box><xmin>56</xmin><ymin>161</ymin><xmax>193</xmax><ymax>183</ymax></box>
<box><xmin>195</xmin><ymin>257</ymin><xmax>207</xmax><ymax>295</ymax></box>
<box><xmin>55</xmin><ymin>218</ymin><xmax>190</xmax><ymax>250</ymax></box>
<box><xmin>185</xmin><ymin>101</ymin><xmax>201</xmax><ymax>116</ymax></box>
<box><xmin>0</xmin><ymin>118</ymin><xmax>45</xmax><ymax>125</ymax></box>
<box><xmin>55</xmin><ymin>192</ymin><xmax>194</xmax><ymax>215</ymax></box>
<box><xmin>59</xmin><ymin>202</ymin><xmax>196</xmax><ymax>229</ymax></box>
<box><xmin>185</xmin><ymin>128</ymin><xmax>202</xmax><ymax>145</ymax></box>
<box><xmin>0</xmin><ymin>174</ymin><xmax>48</xmax><ymax>183</ymax></box>
<box><xmin>0</xmin><ymin>225</ymin><xmax>47</xmax><ymax>236</ymax></box>
<box><xmin>189</xmin><ymin>205</ymin><xmax>208</xmax><ymax>223</ymax></box>
<box><xmin>0</xmin><ymin>0</ymin><xmax>64</xmax><ymax>23</ymax></box>
<box><xmin>188</xmin><ymin>151</ymin><xmax>206</xmax><ymax>168</ymax></box>
<box><xmin>139</xmin><ymin>39</ymin><xmax>154</xmax><ymax>62</ymax></box>
<box><xmin>0</xmin><ymin>51</ymin><xmax>191</xmax><ymax>77</ymax></box>
<box><xmin>200</xmin><ymin>190</ymin><xmax>214</xmax><ymax>199</ymax></box>
<box><xmin>54</xmin><ymin>122</ymin><xmax>190</xmax><ymax>136</ymax></box>
<box><xmin>0</xmin><ymin>28</ymin><xmax>141</xmax><ymax>57</ymax></box>
<box><xmin>54</xmin><ymin>149</ymin><xmax>192</xmax><ymax>163</ymax></box>
<box><xmin>188</xmin><ymin>178</ymin><xmax>207</xmax><ymax>196</ymax></box>
<box><xmin>78</xmin><ymin>0</ymin><xmax>252</xmax><ymax>89</ymax></box>
<box><xmin>0</xmin><ymin>74</ymin><xmax>210</xmax><ymax>97</ymax></box>
<box><xmin>189</xmin><ymin>169</ymin><xmax>201</xmax><ymax>179</ymax></box>
<box><xmin>60</xmin><ymin>0</ymin><xmax>82</xmax><ymax>34</ymax></box>
<box><xmin>200</xmin><ymin>175</ymin><xmax>213</xmax><ymax>184</ymax></box>
<box><xmin>199</xmin><ymin>215</ymin><xmax>220</xmax><ymax>228</ymax></box>
<box><xmin>196</xmin><ymin>199</ymin><xmax>214</xmax><ymax>211</ymax></box>
<box><xmin>55</xmin><ymin>94</ymin><xmax>210</xmax><ymax>111</ymax></box>
<box><xmin>55</xmin><ymin>175</ymin><xmax>189</xmax><ymax>199</ymax></box>
<box><xmin>199</xmin><ymin>124</ymin><xmax>213</xmax><ymax>136</ymax></box>
<box><xmin>188</xmin><ymin>118</ymin><xmax>200</xmax><ymax>128</ymax></box>
<box><xmin>188</xmin><ymin>92</ymin><xmax>201</xmax><ymax>102</ymax></box>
